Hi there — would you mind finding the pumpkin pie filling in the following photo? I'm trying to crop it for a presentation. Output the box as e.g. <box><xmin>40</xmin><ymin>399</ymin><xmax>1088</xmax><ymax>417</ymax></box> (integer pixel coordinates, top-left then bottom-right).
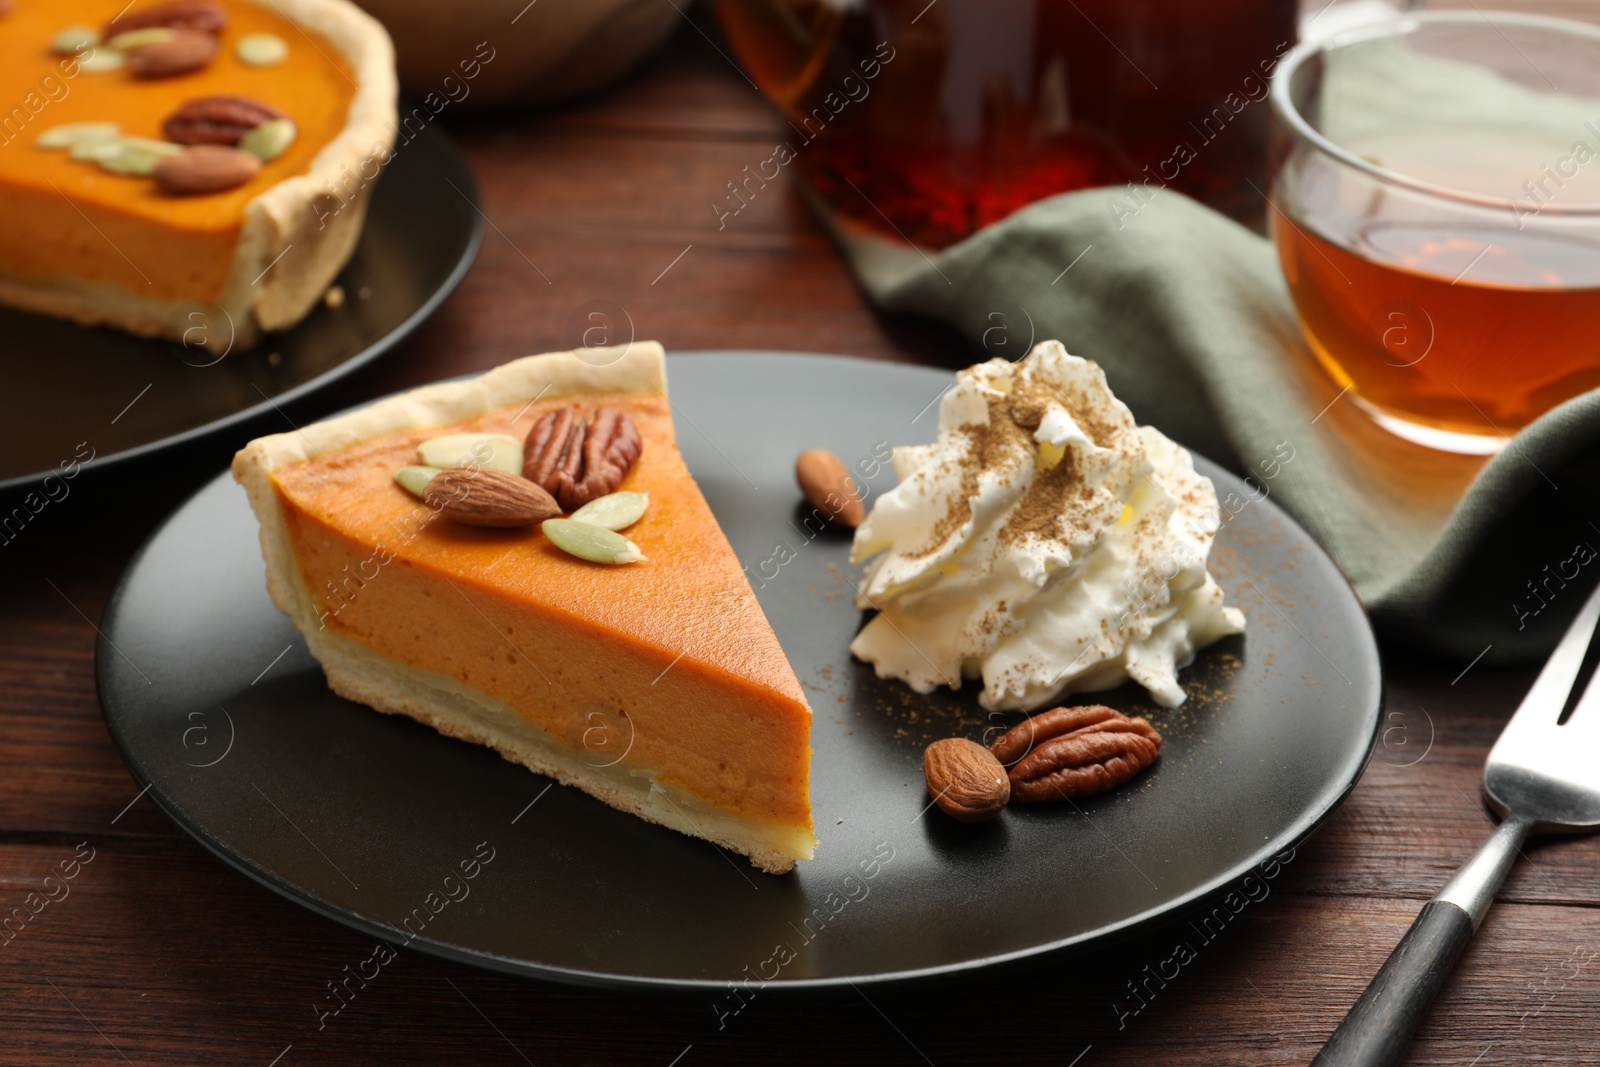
<box><xmin>236</xmin><ymin>344</ymin><xmax>816</xmax><ymax>872</ymax></box>
<box><xmin>0</xmin><ymin>0</ymin><xmax>392</xmax><ymax>343</ymax></box>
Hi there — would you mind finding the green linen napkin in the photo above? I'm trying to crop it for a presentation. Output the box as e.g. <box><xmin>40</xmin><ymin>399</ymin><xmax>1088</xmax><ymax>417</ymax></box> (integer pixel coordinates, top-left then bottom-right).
<box><xmin>835</xmin><ymin>186</ymin><xmax>1600</xmax><ymax>665</ymax></box>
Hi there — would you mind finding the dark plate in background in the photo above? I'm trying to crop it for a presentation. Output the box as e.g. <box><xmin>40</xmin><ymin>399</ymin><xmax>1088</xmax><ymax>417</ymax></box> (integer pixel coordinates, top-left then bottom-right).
<box><xmin>97</xmin><ymin>353</ymin><xmax>1382</xmax><ymax>990</ymax></box>
<box><xmin>0</xmin><ymin>124</ymin><xmax>482</xmax><ymax>492</ymax></box>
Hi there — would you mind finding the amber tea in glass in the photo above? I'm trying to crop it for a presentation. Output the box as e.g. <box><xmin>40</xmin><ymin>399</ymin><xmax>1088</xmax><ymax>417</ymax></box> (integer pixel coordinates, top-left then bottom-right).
<box><xmin>1269</xmin><ymin>13</ymin><xmax>1600</xmax><ymax>453</ymax></box>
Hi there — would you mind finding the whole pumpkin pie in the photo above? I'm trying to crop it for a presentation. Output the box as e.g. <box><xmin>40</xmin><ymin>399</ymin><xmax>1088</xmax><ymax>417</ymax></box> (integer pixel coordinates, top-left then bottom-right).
<box><xmin>232</xmin><ymin>343</ymin><xmax>817</xmax><ymax>873</ymax></box>
<box><xmin>0</xmin><ymin>0</ymin><xmax>396</xmax><ymax>349</ymax></box>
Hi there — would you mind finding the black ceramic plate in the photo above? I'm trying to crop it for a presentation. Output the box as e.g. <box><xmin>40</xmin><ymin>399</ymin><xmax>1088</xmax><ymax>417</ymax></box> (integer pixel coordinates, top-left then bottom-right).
<box><xmin>98</xmin><ymin>352</ymin><xmax>1381</xmax><ymax>990</ymax></box>
<box><xmin>0</xmin><ymin>124</ymin><xmax>481</xmax><ymax>492</ymax></box>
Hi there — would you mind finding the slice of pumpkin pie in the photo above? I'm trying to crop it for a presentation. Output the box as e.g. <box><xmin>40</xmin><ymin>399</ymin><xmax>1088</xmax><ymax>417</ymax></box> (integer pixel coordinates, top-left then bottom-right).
<box><xmin>0</xmin><ymin>0</ymin><xmax>396</xmax><ymax>348</ymax></box>
<box><xmin>232</xmin><ymin>343</ymin><xmax>817</xmax><ymax>873</ymax></box>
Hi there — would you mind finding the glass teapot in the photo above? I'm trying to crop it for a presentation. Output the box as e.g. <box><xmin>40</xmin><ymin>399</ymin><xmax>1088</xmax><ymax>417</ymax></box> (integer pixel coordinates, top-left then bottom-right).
<box><xmin>716</xmin><ymin>0</ymin><xmax>1298</xmax><ymax>248</ymax></box>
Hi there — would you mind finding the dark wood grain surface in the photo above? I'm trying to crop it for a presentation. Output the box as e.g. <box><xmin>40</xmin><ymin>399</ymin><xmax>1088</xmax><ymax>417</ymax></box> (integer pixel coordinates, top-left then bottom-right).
<box><xmin>4</xmin><ymin>16</ymin><xmax>1600</xmax><ymax>1067</ymax></box>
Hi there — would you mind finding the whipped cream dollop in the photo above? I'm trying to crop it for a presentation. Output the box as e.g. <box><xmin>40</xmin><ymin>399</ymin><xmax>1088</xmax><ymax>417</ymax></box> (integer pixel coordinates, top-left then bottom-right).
<box><xmin>849</xmin><ymin>341</ymin><xmax>1245</xmax><ymax>711</ymax></box>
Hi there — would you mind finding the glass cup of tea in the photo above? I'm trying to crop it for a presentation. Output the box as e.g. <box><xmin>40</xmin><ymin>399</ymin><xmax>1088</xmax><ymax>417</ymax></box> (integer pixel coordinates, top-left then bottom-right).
<box><xmin>1268</xmin><ymin>12</ymin><xmax>1600</xmax><ymax>454</ymax></box>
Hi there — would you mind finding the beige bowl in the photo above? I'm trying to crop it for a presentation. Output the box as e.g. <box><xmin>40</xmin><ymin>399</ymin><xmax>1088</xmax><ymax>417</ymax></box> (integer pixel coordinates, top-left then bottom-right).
<box><xmin>353</xmin><ymin>0</ymin><xmax>679</xmax><ymax>108</ymax></box>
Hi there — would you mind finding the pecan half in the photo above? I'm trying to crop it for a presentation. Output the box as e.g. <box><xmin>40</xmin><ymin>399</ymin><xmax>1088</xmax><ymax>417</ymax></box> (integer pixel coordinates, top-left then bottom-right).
<box><xmin>163</xmin><ymin>95</ymin><xmax>286</xmax><ymax>146</ymax></box>
<box><xmin>522</xmin><ymin>406</ymin><xmax>643</xmax><ymax>511</ymax></box>
<box><xmin>106</xmin><ymin>1</ymin><xmax>227</xmax><ymax>37</ymax></box>
<box><xmin>991</xmin><ymin>705</ymin><xmax>1162</xmax><ymax>803</ymax></box>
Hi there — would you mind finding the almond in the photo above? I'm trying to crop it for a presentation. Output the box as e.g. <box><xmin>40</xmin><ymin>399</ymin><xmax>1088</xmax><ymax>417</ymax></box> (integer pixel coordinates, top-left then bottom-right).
<box><xmin>923</xmin><ymin>738</ymin><xmax>1010</xmax><ymax>822</ymax></box>
<box><xmin>795</xmin><ymin>448</ymin><xmax>865</xmax><ymax>528</ymax></box>
<box><xmin>126</xmin><ymin>28</ymin><xmax>216</xmax><ymax>78</ymax></box>
<box><xmin>152</xmin><ymin>145</ymin><xmax>259</xmax><ymax>194</ymax></box>
<box><xmin>425</xmin><ymin>468</ymin><xmax>560</xmax><ymax>528</ymax></box>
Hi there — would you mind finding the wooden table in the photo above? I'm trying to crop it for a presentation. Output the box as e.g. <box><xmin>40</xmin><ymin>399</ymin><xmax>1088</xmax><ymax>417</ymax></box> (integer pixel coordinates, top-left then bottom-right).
<box><xmin>5</xmin><ymin>18</ymin><xmax>1598</xmax><ymax>1067</ymax></box>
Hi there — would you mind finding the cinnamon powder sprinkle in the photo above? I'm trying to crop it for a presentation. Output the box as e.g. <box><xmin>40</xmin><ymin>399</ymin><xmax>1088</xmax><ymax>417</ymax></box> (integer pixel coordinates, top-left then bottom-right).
<box><xmin>907</xmin><ymin>380</ymin><xmax>1120</xmax><ymax>560</ymax></box>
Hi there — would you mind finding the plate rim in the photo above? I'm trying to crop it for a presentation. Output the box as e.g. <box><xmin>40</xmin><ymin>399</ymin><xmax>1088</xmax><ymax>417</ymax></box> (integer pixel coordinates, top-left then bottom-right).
<box><xmin>0</xmin><ymin>123</ymin><xmax>484</xmax><ymax>494</ymax></box>
<box><xmin>97</xmin><ymin>350</ymin><xmax>1385</xmax><ymax>992</ymax></box>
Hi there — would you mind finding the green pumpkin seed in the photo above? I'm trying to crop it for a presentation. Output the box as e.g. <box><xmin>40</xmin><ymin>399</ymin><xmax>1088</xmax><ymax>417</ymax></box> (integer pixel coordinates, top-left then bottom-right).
<box><xmin>541</xmin><ymin>519</ymin><xmax>646</xmax><ymax>565</ymax></box>
<box><xmin>236</xmin><ymin>32</ymin><xmax>289</xmax><ymax>66</ymax></box>
<box><xmin>416</xmin><ymin>433</ymin><xmax>523</xmax><ymax>475</ymax></box>
<box><xmin>97</xmin><ymin>149</ymin><xmax>162</xmax><ymax>176</ymax></box>
<box><xmin>238</xmin><ymin>118</ymin><xmax>296</xmax><ymax>162</ymax></box>
<box><xmin>94</xmin><ymin>137</ymin><xmax>183</xmax><ymax>176</ymax></box>
<box><xmin>69</xmin><ymin>135</ymin><xmax>130</xmax><ymax>161</ymax></box>
<box><xmin>37</xmin><ymin>122</ymin><xmax>122</xmax><ymax>149</ymax></box>
<box><xmin>51</xmin><ymin>25</ymin><xmax>101</xmax><ymax>55</ymax></box>
<box><xmin>75</xmin><ymin>46</ymin><xmax>126</xmax><ymax>73</ymax></box>
<box><xmin>568</xmin><ymin>491</ymin><xmax>649</xmax><ymax>531</ymax></box>
<box><xmin>105</xmin><ymin>27</ymin><xmax>176</xmax><ymax>52</ymax></box>
<box><xmin>394</xmin><ymin>465</ymin><xmax>443</xmax><ymax>498</ymax></box>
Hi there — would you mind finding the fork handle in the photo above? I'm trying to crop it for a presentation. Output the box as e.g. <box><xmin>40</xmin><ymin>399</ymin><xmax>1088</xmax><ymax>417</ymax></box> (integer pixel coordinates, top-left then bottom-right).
<box><xmin>1314</xmin><ymin>815</ymin><xmax>1534</xmax><ymax>1066</ymax></box>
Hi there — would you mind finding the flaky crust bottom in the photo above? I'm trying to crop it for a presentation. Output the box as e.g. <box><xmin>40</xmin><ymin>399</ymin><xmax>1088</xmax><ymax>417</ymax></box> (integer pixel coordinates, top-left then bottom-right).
<box><xmin>317</xmin><ymin>626</ymin><xmax>810</xmax><ymax>874</ymax></box>
<box><xmin>0</xmin><ymin>267</ymin><xmax>194</xmax><ymax>342</ymax></box>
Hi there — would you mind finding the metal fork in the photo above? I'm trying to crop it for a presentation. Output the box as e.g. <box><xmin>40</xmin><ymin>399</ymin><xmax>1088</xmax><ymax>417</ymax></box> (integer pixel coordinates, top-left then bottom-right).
<box><xmin>1316</xmin><ymin>580</ymin><xmax>1600</xmax><ymax>1067</ymax></box>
